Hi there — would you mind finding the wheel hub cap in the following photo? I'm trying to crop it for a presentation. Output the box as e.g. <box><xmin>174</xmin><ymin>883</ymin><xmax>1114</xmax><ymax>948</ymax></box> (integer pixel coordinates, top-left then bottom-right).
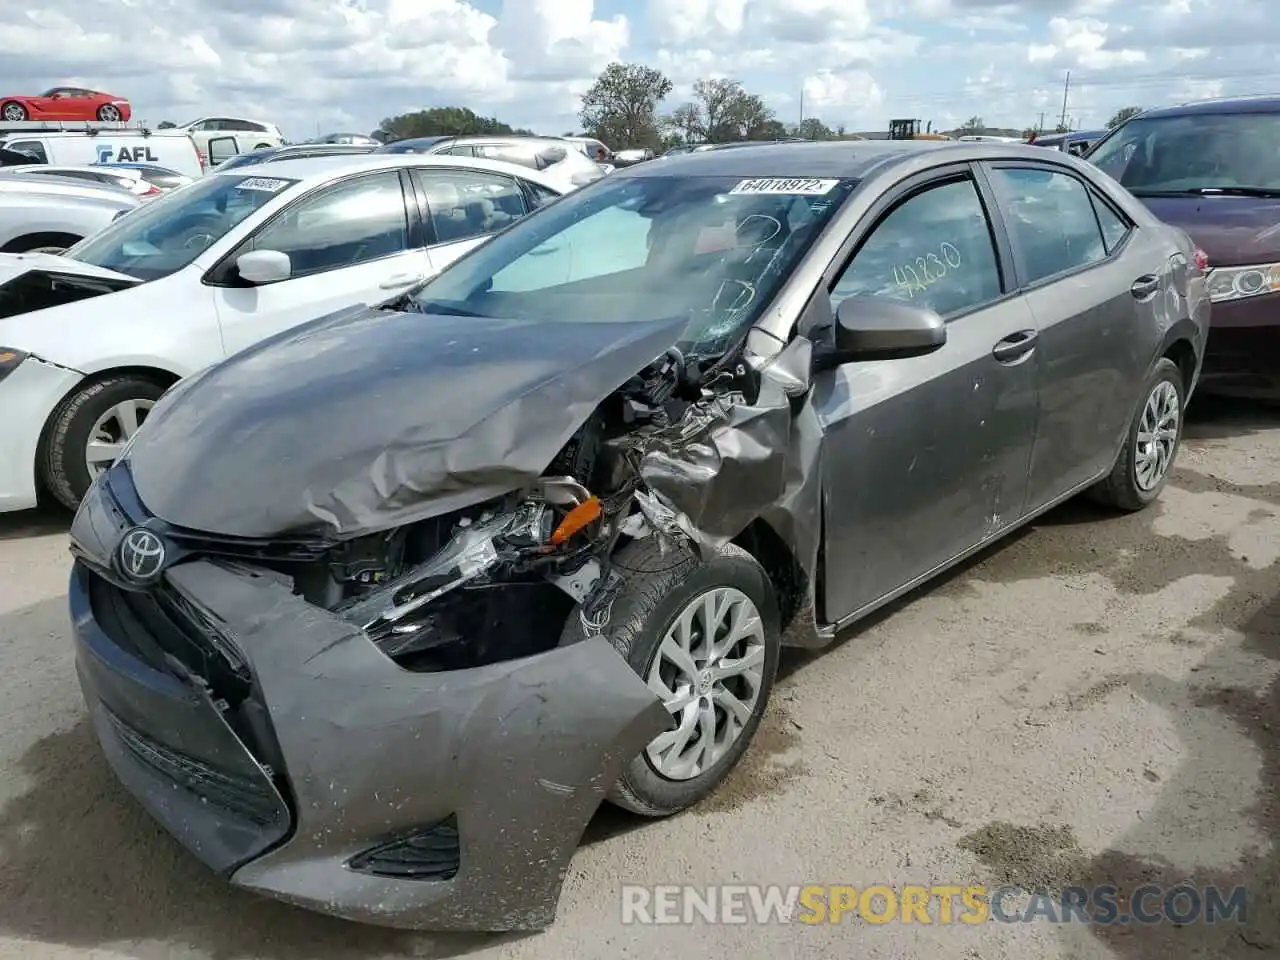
<box><xmin>643</xmin><ymin>586</ymin><xmax>767</xmax><ymax>782</ymax></box>
<box><xmin>85</xmin><ymin>398</ymin><xmax>155</xmax><ymax>477</ymax></box>
<box><xmin>1134</xmin><ymin>380</ymin><xmax>1179</xmax><ymax>491</ymax></box>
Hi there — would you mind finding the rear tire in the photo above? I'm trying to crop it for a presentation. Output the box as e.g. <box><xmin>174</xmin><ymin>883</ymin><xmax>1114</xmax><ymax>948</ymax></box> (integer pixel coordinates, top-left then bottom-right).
<box><xmin>1</xmin><ymin>101</ymin><xmax>28</xmax><ymax>122</ymax></box>
<box><xmin>1090</xmin><ymin>357</ymin><xmax>1185</xmax><ymax>511</ymax></box>
<box><xmin>253</xmin><ymin>142</ymin><xmax>272</xmax><ymax>150</ymax></box>
<box><xmin>40</xmin><ymin>375</ymin><xmax>167</xmax><ymax>511</ymax></box>
<box><xmin>559</xmin><ymin>539</ymin><xmax>781</xmax><ymax>817</ymax></box>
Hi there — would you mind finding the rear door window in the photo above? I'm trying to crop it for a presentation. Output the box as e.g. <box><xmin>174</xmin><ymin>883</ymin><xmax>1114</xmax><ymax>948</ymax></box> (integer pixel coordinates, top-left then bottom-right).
<box><xmin>1091</xmin><ymin>194</ymin><xmax>1132</xmax><ymax>254</ymax></box>
<box><xmin>989</xmin><ymin>166</ymin><xmax>1108</xmax><ymax>284</ymax></box>
<box><xmin>412</xmin><ymin>168</ymin><xmax>530</xmax><ymax>243</ymax></box>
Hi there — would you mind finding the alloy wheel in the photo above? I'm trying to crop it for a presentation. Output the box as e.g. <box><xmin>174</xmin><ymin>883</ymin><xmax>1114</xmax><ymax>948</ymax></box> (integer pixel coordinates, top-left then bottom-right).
<box><xmin>644</xmin><ymin>586</ymin><xmax>767</xmax><ymax>781</ymax></box>
<box><xmin>2</xmin><ymin>103</ymin><xmax>25</xmax><ymax>122</ymax></box>
<box><xmin>85</xmin><ymin>398</ymin><xmax>154</xmax><ymax>476</ymax></box>
<box><xmin>99</xmin><ymin>105</ymin><xmax>121</xmax><ymax>121</ymax></box>
<box><xmin>1135</xmin><ymin>380</ymin><xmax>1179</xmax><ymax>491</ymax></box>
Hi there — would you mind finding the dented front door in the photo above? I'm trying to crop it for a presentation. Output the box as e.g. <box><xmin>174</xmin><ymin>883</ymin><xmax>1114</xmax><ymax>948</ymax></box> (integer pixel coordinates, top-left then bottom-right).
<box><xmin>812</xmin><ymin>172</ymin><xmax>1041</xmax><ymax>624</ymax></box>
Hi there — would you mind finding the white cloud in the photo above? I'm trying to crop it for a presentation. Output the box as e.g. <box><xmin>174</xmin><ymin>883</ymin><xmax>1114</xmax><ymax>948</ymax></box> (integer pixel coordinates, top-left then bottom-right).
<box><xmin>802</xmin><ymin>69</ymin><xmax>885</xmax><ymax>113</ymax></box>
<box><xmin>0</xmin><ymin>0</ymin><xmax>1277</xmax><ymax>139</ymax></box>
<box><xmin>1027</xmin><ymin>17</ymin><xmax>1146</xmax><ymax>70</ymax></box>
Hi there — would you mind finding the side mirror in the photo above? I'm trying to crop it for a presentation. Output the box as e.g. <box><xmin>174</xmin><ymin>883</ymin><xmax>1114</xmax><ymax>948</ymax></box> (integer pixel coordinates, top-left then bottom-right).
<box><xmin>831</xmin><ymin>295</ymin><xmax>947</xmax><ymax>362</ymax></box>
<box><xmin>236</xmin><ymin>249</ymin><xmax>291</xmax><ymax>284</ymax></box>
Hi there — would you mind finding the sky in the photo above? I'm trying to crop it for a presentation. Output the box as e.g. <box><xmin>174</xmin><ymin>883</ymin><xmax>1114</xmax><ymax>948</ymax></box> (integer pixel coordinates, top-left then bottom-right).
<box><xmin>5</xmin><ymin>0</ymin><xmax>1279</xmax><ymax>142</ymax></box>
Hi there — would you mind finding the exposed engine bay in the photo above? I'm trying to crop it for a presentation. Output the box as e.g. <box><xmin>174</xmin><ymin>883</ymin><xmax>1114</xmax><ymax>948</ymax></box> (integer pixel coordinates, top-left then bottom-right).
<box><xmin>281</xmin><ymin>346</ymin><xmax>745</xmax><ymax>672</ymax></box>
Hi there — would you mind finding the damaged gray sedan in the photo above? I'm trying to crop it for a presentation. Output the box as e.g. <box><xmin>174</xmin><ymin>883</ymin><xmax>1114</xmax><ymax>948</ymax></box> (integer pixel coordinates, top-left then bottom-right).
<box><xmin>68</xmin><ymin>141</ymin><xmax>1209</xmax><ymax>930</ymax></box>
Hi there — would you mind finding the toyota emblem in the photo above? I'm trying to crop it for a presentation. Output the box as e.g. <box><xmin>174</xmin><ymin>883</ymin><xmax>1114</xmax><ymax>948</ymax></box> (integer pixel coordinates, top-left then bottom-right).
<box><xmin>118</xmin><ymin>527</ymin><xmax>166</xmax><ymax>583</ymax></box>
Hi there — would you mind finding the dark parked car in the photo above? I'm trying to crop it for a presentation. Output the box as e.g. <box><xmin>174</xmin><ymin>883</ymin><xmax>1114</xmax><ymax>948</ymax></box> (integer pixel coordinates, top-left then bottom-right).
<box><xmin>69</xmin><ymin>141</ymin><xmax>1207</xmax><ymax>931</ymax></box>
<box><xmin>1087</xmin><ymin>96</ymin><xmax>1280</xmax><ymax>397</ymax></box>
<box><xmin>1028</xmin><ymin>129</ymin><xmax>1107</xmax><ymax>156</ymax></box>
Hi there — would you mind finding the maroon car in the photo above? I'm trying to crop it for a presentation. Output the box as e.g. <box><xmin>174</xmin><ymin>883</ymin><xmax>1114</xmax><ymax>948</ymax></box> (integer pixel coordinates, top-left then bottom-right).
<box><xmin>1087</xmin><ymin>96</ymin><xmax>1280</xmax><ymax>399</ymax></box>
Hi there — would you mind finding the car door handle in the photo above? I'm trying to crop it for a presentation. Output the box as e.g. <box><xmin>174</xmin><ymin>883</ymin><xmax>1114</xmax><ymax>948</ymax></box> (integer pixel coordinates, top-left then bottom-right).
<box><xmin>526</xmin><ymin>245</ymin><xmax>560</xmax><ymax>256</ymax></box>
<box><xmin>1131</xmin><ymin>275</ymin><xmax>1160</xmax><ymax>299</ymax></box>
<box><xmin>379</xmin><ymin>272</ymin><xmax>424</xmax><ymax>289</ymax></box>
<box><xmin>992</xmin><ymin>329</ymin><xmax>1038</xmax><ymax>363</ymax></box>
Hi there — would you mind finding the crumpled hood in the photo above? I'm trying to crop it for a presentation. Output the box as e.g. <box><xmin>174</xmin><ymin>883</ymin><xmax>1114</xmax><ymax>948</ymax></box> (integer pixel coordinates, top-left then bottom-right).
<box><xmin>1138</xmin><ymin>196</ymin><xmax>1280</xmax><ymax>268</ymax></box>
<box><xmin>127</xmin><ymin>304</ymin><xmax>687</xmax><ymax>539</ymax></box>
<box><xmin>0</xmin><ymin>251</ymin><xmax>139</xmax><ymax>286</ymax></box>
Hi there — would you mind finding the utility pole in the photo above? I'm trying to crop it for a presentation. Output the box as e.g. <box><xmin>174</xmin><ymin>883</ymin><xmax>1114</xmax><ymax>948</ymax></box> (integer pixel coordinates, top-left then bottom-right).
<box><xmin>799</xmin><ymin>87</ymin><xmax>804</xmax><ymax>126</ymax></box>
<box><xmin>1059</xmin><ymin>71</ymin><xmax>1071</xmax><ymax>130</ymax></box>
<box><xmin>1038</xmin><ymin>111</ymin><xmax>1045</xmax><ymax>133</ymax></box>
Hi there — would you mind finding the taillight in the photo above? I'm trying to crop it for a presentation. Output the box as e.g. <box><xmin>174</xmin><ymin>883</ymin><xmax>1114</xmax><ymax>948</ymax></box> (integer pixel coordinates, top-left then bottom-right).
<box><xmin>1193</xmin><ymin>248</ymin><xmax>1209</xmax><ymax>271</ymax></box>
<box><xmin>143</xmin><ymin>184</ymin><xmax>161</xmax><ymax>196</ymax></box>
<box><xmin>198</xmin><ymin>151</ymin><xmax>207</xmax><ymax>168</ymax></box>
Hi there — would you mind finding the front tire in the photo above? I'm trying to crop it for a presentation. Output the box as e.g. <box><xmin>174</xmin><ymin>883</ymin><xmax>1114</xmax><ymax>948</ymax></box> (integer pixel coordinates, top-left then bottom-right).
<box><xmin>40</xmin><ymin>375</ymin><xmax>165</xmax><ymax>511</ymax></box>
<box><xmin>559</xmin><ymin>539</ymin><xmax>781</xmax><ymax>817</ymax></box>
<box><xmin>1091</xmin><ymin>357</ymin><xmax>1185</xmax><ymax>511</ymax></box>
<box><xmin>96</xmin><ymin>104</ymin><xmax>122</xmax><ymax>121</ymax></box>
<box><xmin>1</xmin><ymin>101</ymin><xmax>28</xmax><ymax>122</ymax></box>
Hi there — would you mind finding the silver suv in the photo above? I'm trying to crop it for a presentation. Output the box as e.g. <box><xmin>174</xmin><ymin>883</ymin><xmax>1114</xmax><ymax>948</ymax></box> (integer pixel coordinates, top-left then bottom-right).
<box><xmin>0</xmin><ymin>173</ymin><xmax>140</xmax><ymax>253</ymax></box>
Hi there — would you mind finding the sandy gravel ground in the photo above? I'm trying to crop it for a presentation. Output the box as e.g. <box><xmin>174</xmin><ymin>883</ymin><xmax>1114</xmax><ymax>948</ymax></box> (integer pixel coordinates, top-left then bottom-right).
<box><xmin>0</xmin><ymin>397</ymin><xmax>1276</xmax><ymax>960</ymax></box>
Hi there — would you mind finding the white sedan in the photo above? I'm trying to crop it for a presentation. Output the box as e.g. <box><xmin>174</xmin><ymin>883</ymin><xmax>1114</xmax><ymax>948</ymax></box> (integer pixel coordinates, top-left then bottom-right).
<box><xmin>0</xmin><ymin>153</ymin><xmax>570</xmax><ymax>513</ymax></box>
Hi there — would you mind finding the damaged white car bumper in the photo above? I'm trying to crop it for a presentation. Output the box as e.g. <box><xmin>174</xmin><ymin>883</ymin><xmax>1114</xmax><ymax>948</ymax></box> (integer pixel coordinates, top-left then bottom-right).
<box><xmin>0</xmin><ymin>350</ymin><xmax>81</xmax><ymax>511</ymax></box>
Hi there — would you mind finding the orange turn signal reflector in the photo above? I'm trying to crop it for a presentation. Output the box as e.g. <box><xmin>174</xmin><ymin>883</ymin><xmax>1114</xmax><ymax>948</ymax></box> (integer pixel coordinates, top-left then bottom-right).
<box><xmin>550</xmin><ymin>496</ymin><xmax>602</xmax><ymax>545</ymax></box>
<box><xmin>0</xmin><ymin>352</ymin><xmax>16</xmax><ymax>364</ymax></box>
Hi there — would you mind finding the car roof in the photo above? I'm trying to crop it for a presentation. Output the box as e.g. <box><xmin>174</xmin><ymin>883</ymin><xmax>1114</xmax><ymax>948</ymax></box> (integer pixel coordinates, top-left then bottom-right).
<box><xmin>616</xmin><ymin>139</ymin><xmax>1101</xmax><ymax>180</ymax></box>
<box><xmin>1140</xmin><ymin>95</ymin><xmax>1280</xmax><ymax>119</ymax></box>
<box><xmin>211</xmin><ymin>152</ymin><xmax>567</xmax><ymax>188</ymax></box>
<box><xmin>0</xmin><ymin>172</ymin><xmax>137</xmax><ymax>198</ymax></box>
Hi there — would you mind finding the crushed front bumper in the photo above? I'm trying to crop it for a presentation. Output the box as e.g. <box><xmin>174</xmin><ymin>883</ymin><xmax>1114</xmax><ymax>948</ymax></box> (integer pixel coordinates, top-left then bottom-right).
<box><xmin>68</xmin><ymin>487</ymin><xmax>670</xmax><ymax>931</ymax></box>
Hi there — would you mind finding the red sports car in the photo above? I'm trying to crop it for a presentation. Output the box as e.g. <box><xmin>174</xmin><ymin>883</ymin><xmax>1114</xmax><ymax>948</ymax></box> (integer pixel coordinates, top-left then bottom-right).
<box><xmin>0</xmin><ymin>87</ymin><xmax>132</xmax><ymax>123</ymax></box>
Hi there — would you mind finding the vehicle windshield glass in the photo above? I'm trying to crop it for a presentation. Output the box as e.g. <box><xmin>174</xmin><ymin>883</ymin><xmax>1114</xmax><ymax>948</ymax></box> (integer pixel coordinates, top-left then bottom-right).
<box><xmin>411</xmin><ymin>173</ymin><xmax>858</xmax><ymax>357</ymax></box>
<box><xmin>65</xmin><ymin>173</ymin><xmax>300</xmax><ymax>281</ymax></box>
<box><xmin>1089</xmin><ymin>112</ymin><xmax>1280</xmax><ymax>193</ymax></box>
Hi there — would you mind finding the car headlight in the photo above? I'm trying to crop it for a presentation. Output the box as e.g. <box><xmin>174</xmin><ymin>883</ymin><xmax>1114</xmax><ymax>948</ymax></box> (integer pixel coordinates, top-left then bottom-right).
<box><xmin>1205</xmin><ymin>262</ymin><xmax>1280</xmax><ymax>303</ymax></box>
<box><xmin>0</xmin><ymin>348</ymin><xmax>28</xmax><ymax>385</ymax></box>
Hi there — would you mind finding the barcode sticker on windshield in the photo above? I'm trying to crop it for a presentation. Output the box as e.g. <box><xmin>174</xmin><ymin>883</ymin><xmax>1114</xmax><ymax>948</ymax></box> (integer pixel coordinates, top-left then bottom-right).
<box><xmin>237</xmin><ymin>177</ymin><xmax>291</xmax><ymax>192</ymax></box>
<box><xmin>729</xmin><ymin>178</ymin><xmax>838</xmax><ymax>196</ymax></box>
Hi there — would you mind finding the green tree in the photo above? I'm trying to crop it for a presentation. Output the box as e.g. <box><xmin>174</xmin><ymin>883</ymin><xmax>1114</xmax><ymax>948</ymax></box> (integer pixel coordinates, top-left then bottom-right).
<box><xmin>157</xmin><ymin>120</ymin><xmax>175</xmax><ymax>129</ymax></box>
<box><xmin>692</xmin><ymin>78</ymin><xmax>742</xmax><ymax>141</ymax></box>
<box><xmin>378</xmin><ymin>106</ymin><xmax>533</xmax><ymax>141</ymax></box>
<box><xmin>664</xmin><ymin>102</ymin><xmax>703</xmax><ymax>143</ymax></box>
<box><xmin>795</xmin><ymin>117</ymin><xmax>836</xmax><ymax>140</ymax></box>
<box><xmin>1107</xmin><ymin>105</ymin><xmax>1142</xmax><ymax>128</ymax></box>
<box><xmin>962</xmin><ymin>115</ymin><xmax>984</xmax><ymax>134</ymax></box>
<box><xmin>580</xmin><ymin>62</ymin><xmax>672</xmax><ymax>150</ymax></box>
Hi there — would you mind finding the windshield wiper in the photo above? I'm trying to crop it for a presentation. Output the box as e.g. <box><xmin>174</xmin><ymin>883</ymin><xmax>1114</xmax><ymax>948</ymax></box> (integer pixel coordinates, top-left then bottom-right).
<box><xmin>1131</xmin><ymin>186</ymin><xmax>1280</xmax><ymax>198</ymax></box>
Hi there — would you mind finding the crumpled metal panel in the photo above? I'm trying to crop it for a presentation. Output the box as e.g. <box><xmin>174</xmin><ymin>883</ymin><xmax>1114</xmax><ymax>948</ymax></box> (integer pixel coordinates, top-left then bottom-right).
<box><xmin>159</xmin><ymin>561</ymin><xmax>671</xmax><ymax>931</ymax></box>
<box><xmin>639</xmin><ymin>337</ymin><xmax>823</xmax><ymax>564</ymax></box>
<box><xmin>126</xmin><ymin>306</ymin><xmax>688</xmax><ymax>539</ymax></box>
